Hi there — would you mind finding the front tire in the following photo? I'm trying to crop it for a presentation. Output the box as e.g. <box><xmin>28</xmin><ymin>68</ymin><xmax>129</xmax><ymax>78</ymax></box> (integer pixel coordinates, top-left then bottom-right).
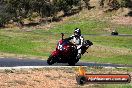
<box><xmin>47</xmin><ymin>56</ymin><xmax>56</xmax><ymax>65</ymax></box>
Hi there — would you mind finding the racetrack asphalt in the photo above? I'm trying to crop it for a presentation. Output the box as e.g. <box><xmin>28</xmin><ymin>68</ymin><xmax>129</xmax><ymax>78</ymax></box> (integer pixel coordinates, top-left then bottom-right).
<box><xmin>0</xmin><ymin>58</ymin><xmax>131</xmax><ymax>68</ymax></box>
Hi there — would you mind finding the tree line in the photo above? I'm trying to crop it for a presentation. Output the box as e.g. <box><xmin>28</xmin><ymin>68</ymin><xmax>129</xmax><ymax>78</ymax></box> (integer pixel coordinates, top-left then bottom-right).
<box><xmin>0</xmin><ymin>0</ymin><xmax>131</xmax><ymax>27</ymax></box>
<box><xmin>0</xmin><ymin>0</ymin><xmax>82</xmax><ymax>27</ymax></box>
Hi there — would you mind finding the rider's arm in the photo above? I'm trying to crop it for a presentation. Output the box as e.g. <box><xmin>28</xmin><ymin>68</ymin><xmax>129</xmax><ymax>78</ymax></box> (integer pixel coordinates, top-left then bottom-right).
<box><xmin>65</xmin><ymin>35</ymin><xmax>74</xmax><ymax>40</ymax></box>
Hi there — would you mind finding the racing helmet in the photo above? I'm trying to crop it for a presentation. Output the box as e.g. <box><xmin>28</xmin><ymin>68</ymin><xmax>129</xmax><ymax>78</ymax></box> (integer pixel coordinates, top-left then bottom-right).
<box><xmin>74</xmin><ymin>28</ymin><xmax>81</xmax><ymax>36</ymax></box>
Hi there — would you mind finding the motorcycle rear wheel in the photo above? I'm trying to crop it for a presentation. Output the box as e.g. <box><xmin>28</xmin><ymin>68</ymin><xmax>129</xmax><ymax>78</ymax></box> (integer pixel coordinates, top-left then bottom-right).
<box><xmin>68</xmin><ymin>59</ymin><xmax>76</xmax><ymax>66</ymax></box>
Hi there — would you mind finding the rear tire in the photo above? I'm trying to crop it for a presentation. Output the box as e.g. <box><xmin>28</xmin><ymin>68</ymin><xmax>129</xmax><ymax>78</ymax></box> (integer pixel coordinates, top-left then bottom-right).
<box><xmin>68</xmin><ymin>59</ymin><xmax>76</xmax><ymax>66</ymax></box>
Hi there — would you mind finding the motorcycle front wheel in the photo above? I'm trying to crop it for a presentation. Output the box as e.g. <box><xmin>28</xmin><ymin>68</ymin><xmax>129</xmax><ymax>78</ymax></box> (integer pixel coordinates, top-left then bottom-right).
<box><xmin>47</xmin><ymin>55</ymin><xmax>56</xmax><ymax>65</ymax></box>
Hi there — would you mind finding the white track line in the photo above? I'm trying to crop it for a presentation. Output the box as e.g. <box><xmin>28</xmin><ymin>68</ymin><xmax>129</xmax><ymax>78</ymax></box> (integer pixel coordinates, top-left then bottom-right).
<box><xmin>0</xmin><ymin>66</ymin><xmax>82</xmax><ymax>70</ymax></box>
<box><xmin>0</xmin><ymin>66</ymin><xmax>130</xmax><ymax>70</ymax></box>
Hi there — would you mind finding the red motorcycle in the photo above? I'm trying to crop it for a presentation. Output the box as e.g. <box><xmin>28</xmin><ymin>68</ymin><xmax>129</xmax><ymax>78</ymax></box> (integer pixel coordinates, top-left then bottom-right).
<box><xmin>47</xmin><ymin>33</ymin><xmax>93</xmax><ymax>66</ymax></box>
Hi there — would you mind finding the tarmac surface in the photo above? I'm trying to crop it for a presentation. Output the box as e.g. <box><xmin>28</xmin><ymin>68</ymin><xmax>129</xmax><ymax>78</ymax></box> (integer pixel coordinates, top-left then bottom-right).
<box><xmin>0</xmin><ymin>58</ymin><xmax>131</xmax><ymax>67</ymax></box>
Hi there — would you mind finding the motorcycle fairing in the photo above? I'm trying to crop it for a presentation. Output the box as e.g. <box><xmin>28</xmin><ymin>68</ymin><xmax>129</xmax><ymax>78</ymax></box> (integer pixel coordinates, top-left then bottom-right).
<box><xmin>51</xmin><ymin>50</ymin><xmax>59</xmax><ymax>56</ymax></box>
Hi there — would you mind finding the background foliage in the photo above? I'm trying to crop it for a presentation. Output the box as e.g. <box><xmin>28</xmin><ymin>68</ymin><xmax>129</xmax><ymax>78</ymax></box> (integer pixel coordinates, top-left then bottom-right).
<box><xmin>0</xmin><ymin>0</ymin><xmax>132</xmax><ymax>26</ymax></box>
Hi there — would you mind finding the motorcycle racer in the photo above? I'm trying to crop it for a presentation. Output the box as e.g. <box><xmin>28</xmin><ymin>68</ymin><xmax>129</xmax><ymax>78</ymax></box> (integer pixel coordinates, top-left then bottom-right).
<box><xmin>67</xmin><ymin>28</ymin><xmax>84</xmax><ymax>59</ymax></box>
<box><xmin>47</xmin><ymin>30</ymin><xmax>93</xmax><ymax>65</ymax></box>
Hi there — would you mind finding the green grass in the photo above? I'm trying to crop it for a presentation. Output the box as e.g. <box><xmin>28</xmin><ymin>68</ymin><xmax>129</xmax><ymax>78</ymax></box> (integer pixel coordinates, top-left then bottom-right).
<box><xmin>82</xmin><ymin>55</ymin><xmax>132</xmax><ymax>65</ymax></box>
<box><xmin>0</xmin><ymin>14</ymin><xmax>132</xmax><ymax>65</ymax></box>
<box><xmin>0</xmin><ymin>30</ymin><xmax>56</xmax><ymax>57</ymax></box>
<box><xmin>116</xmin><ymin>26</ymin><xmax>132</xmax><ymax>34</ymax></box>
<box><xmin>49</xmin><ymin>20</ymin><xmax>109</xmax><ymax>34</ymax></box>
<box><xmin>86</xmin><ymin>36</ymin><xmax>132</xmax><ymax>49</ymax></box>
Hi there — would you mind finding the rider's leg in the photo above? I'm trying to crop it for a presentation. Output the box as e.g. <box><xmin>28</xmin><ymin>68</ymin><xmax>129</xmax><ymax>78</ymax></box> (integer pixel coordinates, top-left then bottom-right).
<box><xmin>77</xmin><ymin>49</ymin><xmax>81</xmax><ymax>59</ymax></box>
